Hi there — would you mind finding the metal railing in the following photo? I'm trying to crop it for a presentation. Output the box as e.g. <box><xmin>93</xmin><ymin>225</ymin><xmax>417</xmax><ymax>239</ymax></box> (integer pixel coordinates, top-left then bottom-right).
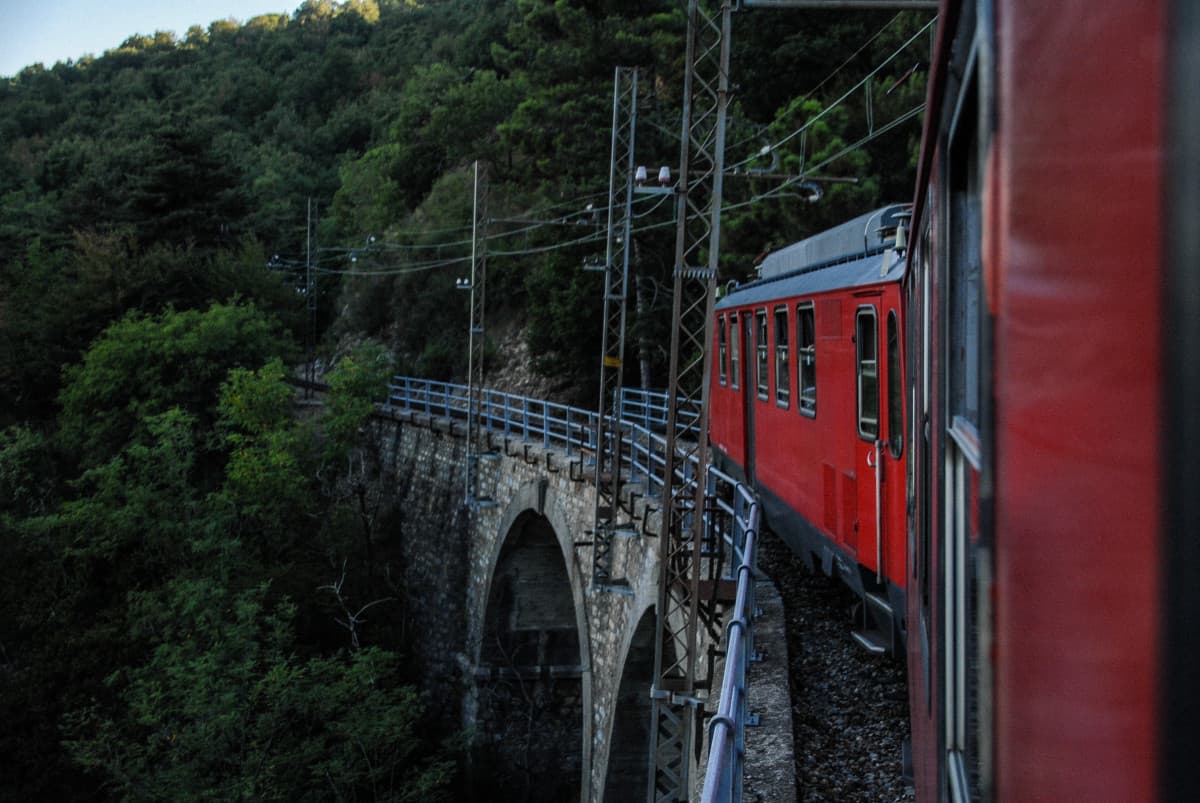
<box><xmin>387</xmin><ymin>378</ymin><xmax>688</xmax><ymax>492</ymax></box>
<box><xmin>618</xmin><ymin>386</ymin><xmax>702</xmax><ymax>434</ymax></box>
<box><xmin>385</xmin><ymin>376</ymin><xmax>760</xmax><ymax>801</ymax></box>
<box><xmin>701</xmin><ymin>473</ymin><xmax>760</xmax><ymax>803</ymax></box>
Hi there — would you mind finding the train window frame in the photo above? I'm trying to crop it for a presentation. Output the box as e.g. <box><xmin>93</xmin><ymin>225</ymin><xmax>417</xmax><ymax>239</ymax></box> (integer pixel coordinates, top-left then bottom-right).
<box><xmin>718</xmin><ymin>314</ymin><xmax>728</xmax><ymax>387</ymax></box>
<box><xmin>774</xmin><ymin>306</ymin><xmax>790</xmax><ymax>408</ymax></box>
<box><xmin>796</xmin><ymin>302</ymin><xmax>816</xmax><ymax>420</ymax></box>
<box><xmin>940</xmin><ymin>17</ymin><xmax>990</xmax><ymax>799</ymax></box>
<box><xmin>729</xmin><ymin>312</ymin><xmax>740</xmax><ymax>391</ymax></box>
<box><xmin>856</xmin><ymin>306</ymin><xmax>880</xmax><ymax>441</ymax></box>
<box><xmin>755</xmin><ymin>308</ymin><xmax>769</xmax><ymax>402</ymax></box>
<box><xmin>916</xmin><ymin>193</ymin><xmax>934</xmax><ymax>710</ymax></box>
<box><xmin>797</xmin><ymin>302</ymin><xmax>816</xmax><ymax>417</ymax></box>
<box><xmin>887</xmin><ymin>310</ymin><xmax>903</xmax><ymax>458</ymax></box>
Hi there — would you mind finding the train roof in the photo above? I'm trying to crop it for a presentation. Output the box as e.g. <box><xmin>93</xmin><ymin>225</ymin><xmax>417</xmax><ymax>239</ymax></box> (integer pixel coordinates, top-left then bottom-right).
<box><xmin>716</xmin><ymin>205</ymin><xmax>908</xmax><ymax>309</ymax></box>
<box><xmin>757</xmin><ymin>203</ymin><xmax>909</xmax><ymax>279</ymax></box>
<box><xmin>716</xmin><ymin>247</ymin><xmax>905</xmax><ymax>309</ymax></box>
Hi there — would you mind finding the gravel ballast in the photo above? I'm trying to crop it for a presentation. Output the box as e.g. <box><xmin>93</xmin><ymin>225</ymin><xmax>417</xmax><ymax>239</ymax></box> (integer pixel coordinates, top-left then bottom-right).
<box><xmin>759</xmin><ymin>533</ymin><xmax>914</xmax><ymax>803</ymax></box>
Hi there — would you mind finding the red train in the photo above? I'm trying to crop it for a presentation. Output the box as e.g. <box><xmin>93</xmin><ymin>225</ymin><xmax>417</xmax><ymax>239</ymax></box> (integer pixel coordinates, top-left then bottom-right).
<box><xmin>710</xmin><ymin>1</ymin><xmax>1198</xmax><ymax>800</ymax></box>
<box><xmin>710</xmin><ymin>204</ymin><xmax>912</xmax><ymax>655</ymax></box>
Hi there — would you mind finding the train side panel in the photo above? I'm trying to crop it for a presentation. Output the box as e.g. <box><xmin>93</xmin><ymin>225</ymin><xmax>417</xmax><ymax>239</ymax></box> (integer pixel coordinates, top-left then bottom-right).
<box><xmin>993</xmin><ymin>1</ymin><xmax>1163</xmax><ymax>799</ymax></box>
<box><xmin>906</xmin><ymin>1</ymin><xmax>1166</xmax><ymax>801</ymax></box>
<box><xmin>711</xmin><ymin>275</ymin><xmax>909</xmax><ymax>594</ymax></box>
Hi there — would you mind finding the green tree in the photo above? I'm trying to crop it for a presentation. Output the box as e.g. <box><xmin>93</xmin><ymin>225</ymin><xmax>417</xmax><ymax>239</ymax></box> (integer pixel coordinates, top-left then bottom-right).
<box><xmin>0</xmin><ymin>234</ymin><xmax>301</xmax><ymax>426</ymax></box>
<box><xmin>0</xmin><ymin>424</ymin><xmax>57</xmax><ymax>517</ymax></box>
<box><xmin>0</xmin><ymin>406</ymin><xmax>212</xmax><ymax>801</ymax></box>
<box><xmin>323</xmin><ymin>342</ymin><xmax>392</xmax><ymax>454</ymax></box>
<box><xmin>1</xmin><ymin>306</ymin><xmax>451</xmax><ymax>801</ymax></box>
<box><xmin>65</xmin><ymin>579</ymin><xmax>453</xmax><ymax>803</ymax></box>
<box><xmin>56</xmin><ymin>302</ymin><xmax>293</xmax><ymax>469</ymax></box>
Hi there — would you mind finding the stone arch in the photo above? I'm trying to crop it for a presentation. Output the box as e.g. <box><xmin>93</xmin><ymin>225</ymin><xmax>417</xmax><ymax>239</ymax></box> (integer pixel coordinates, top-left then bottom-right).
<box><xmin>601</xmin><ymin>603</ymin><xmax>659</xmax><ymax>802</ymax></box>
<box><xmin>472</xmin><ymin>480</ymin><xmax>592</xmax><ymax>803</ymax></box>
<box><xmin>480</xmin><ymin>509</ymin><xmax>582</xmax><ymax>667</ymax></box>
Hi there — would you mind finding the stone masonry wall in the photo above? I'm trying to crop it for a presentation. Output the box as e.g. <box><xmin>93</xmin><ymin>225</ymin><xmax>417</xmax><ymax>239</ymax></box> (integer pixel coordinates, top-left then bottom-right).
<box><xmin>371</xmin><ymin>410</ymin><xmax>732</xmax><ymax>803</ymax></box>
<box><xmin>370</xmin><ymin>412</ymin><xmax>473</xmax><ymax>712</ymax></box>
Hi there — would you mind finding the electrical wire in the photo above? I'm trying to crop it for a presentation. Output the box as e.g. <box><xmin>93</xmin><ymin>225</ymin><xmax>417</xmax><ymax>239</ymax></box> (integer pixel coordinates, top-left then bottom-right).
<box><xmin>723</xmin><ymin>11</ymin><xmax>906</xmax><ymax>158</ymax></box>
<box><xmin>281</xmin><ymin>21</ymin><xmax>932</xmax><ymax>279</ymax></box>
<box><xmin>727</xmin><ymin>16</ymin><xmax>935</xmax><ymax>173</ymax></box>
<box><xmin>313</xmin><ymin>255</ymin><xmax>473</xmax><ymax>276</ymax></box>
<box><xmin>798</xmin><ymin>12</ymin><xmax>904</xmax><ymax>105</ymax></box>
<box><xmin>340</xmin><ymin>188</ymin><xmax>616</xmax><ymax>252</ymax></box>
<box><xmin>313</xmin><ymin>187</ymin><xmax>665</xmax><ymax>266</ymax></box>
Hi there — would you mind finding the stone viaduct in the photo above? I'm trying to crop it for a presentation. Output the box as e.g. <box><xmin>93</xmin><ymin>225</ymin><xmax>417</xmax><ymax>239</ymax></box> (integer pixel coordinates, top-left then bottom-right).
<box><xmin>365</xmin><ymin>401</ymin><xmax>794</xmax><ymax>803</ymax></box>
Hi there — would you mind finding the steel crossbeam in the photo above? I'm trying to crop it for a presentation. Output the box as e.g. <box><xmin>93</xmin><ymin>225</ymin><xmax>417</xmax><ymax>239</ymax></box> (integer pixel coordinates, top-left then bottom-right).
<box><xmin>592</xmin><ymin>67</ymin><xmax>640</xmax><ymax>594</ymax></box>
<box><xmin>648</xmin><ymin>0</ymin><xmax>732</xmax><ymax>800</ymax></box>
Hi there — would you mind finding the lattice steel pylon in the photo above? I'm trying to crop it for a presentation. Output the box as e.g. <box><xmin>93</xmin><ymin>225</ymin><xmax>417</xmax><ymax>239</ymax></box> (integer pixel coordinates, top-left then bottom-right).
<box><xmin>464</xmin><ymin>160</ymin><xmax>490</xmax><ymax>507</ymax></box>
<box><xmin>592</xmin><ymin>67</ymin><xmax>640</xmax><ymax>595</ymax></box>
<box><xmin>648</xmin><ymin>0</ymin><xmax>732</xmax><ymax>800</ymax></box>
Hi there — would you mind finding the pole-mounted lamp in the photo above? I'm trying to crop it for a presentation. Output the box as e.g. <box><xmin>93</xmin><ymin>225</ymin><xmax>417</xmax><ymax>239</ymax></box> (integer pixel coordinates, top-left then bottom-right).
<box><xmin>634</xmin><ymin>164</ymin><xmax>676</xmax><ymax>195</ymax></box>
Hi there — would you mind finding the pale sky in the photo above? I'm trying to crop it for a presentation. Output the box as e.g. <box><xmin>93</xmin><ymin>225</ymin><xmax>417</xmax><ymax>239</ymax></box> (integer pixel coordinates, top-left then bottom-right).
<box><xmin>0</xmin><ymin>1</ymin><xmax>300</xmax><ymax>77</ymax></box>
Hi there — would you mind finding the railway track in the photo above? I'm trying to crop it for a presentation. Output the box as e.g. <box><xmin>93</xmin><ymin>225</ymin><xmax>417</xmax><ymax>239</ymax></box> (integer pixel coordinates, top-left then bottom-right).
<box><xmin>759</xmin><ymin>533</ymin><xmax>912</xmax><ymax>802</ymax></box>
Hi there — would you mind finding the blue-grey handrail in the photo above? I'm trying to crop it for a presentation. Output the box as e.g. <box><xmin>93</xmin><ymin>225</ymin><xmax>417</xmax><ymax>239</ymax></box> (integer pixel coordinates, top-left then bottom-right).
<box><xmin>387</xmin><ymin>378</ymin><xmax>686</xmax><ymax>490</ymax></box>
<box><xmin>701</xmin><ymin>476</ymin><xmax>760</xmax><ymax>803</ymax></box>
<box><xmin>386</xmin><ymin>376</ymin><xmax>759</xmax><ymax>801</ymax></box>
<box><xmin>618</xmin><ymin>386</ymin><xmax>702</xmax><ymax>433</ymax></box>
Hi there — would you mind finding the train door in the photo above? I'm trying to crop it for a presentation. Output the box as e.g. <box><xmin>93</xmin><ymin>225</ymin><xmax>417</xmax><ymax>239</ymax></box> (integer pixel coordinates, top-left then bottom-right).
<box><xmin>741</xmin><ymin>311</ymin><xmax>756</xmax><ymax>482</ymax></box>
<box><xmin>884</xmin><ymin>305</ymin><xmax>904</xmax><ymax>584</ymax></box>
<box><xmin>854</xmin><ymin>299</ymin><xmax>883</xmax><ymax>569</ymax></box>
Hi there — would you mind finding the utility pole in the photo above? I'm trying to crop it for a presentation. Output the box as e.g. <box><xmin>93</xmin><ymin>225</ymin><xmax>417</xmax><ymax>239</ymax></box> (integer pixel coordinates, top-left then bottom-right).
<box><xmin>592</xmin><ymin>66</ymin><xmax>640</xmax><ymax>595</ymax></box>
<box><xmin>305</xmin><ymin>197</ymin><xmax>317</xmax><ymax>396</ymax></box>
<box><xmin>463</xmin><ymin>161</ymin><xmax>491</xmax><ymax>508</ymax></box>
<box><xmin>643</xmin><ymin>2</ymin><xmax>935</xmax><ymax>800</ymax></box>
<box><xmin>648</xmin><ymin>0</ymin><xmax>732</xmax><ymax>798</ymax></box>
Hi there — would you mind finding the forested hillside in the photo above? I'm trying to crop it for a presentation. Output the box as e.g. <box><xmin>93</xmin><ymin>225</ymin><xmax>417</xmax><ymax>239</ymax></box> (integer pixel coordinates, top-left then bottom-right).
<box><xmin>0</xmin><ymin>1</ymin><xmax>930</xmax><ymax>799</ymax></box>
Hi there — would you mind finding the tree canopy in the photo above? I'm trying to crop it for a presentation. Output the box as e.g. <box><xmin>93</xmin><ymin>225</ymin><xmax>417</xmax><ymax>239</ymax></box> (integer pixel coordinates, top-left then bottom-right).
<box><xmin>0</xmin><ymin>2</ymin><xmax>932</xmax><ymax>798</ymax></box>
<box><xmin>0</xmin><ymin>307</ymin><xmax>447</xmax><ymax>801</ymax></box>
<box><xmin>2</xmin><ymin>0</ymin><xmax>931</xmax><ymax>410</ymax></box>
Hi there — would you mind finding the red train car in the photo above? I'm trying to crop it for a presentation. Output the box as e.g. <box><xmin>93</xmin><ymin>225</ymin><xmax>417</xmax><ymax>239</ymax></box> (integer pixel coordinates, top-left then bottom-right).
<box><xmin>905</xmin><ymin>1</ymin><xmax>1198</xmax><ymax>801</ymax></box>
<box><xmin>710</xmin><ymin>205</ymin><xmax>911</xmax><ymax>653</ymax></box>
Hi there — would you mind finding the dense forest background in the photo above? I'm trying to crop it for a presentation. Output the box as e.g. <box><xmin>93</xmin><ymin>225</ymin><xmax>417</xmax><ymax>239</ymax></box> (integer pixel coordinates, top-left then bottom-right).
<box><xmin>0</xmin><ymin>0</ymin><xmax>930</xmax><ymax>799</ymax></box>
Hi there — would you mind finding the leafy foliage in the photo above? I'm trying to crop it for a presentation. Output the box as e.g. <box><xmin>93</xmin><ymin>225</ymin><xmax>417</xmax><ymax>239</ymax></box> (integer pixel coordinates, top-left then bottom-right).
<box><xmin>0</xmin><ymin>304</ymin><xmax>450</xmax><ymax>801</ymax></box>
<box><xmin>66</xmin><ymin>581</ymin><xmax>452</xmax><ymax>803</ymax></box>
<box><xmin>323</xmin><ymin>342</ymin><xmax>393</xmax><ymax>455</ymax></box>
<box><xmin>0</xmin><ymin>424</ymin><xmax>56</xmax><ymax>516</ymax></box>
<box><xmin>3</xmin><ymin>0</ymin><xmax>929</xmax><ymax>407</ymax></box>
<box><xmin>57</xmin><ymin>302</ymin><xmax>293</xmax><ymax>469</ymax></box>
<box><xmin>0</xmin><ymin>2</ymin><xmax>933</xmax><ymax>798</ymax></box>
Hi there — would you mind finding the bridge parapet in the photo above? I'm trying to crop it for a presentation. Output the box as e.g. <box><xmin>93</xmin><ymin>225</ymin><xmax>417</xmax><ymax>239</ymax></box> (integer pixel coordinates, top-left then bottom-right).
<box><xmin>381</xmin><ymin>377</ymin><xmax>769</xmax><ymax>803</ymax></box>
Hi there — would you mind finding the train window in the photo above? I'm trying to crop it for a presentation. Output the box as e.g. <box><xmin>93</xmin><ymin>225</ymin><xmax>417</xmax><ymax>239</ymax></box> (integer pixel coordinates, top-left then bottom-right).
<box><xmin>718</xmin><ymin>315</ymin><xmax>727</xmax><ymax>386</ymax></box>
<box><xmin>774</xmin><ymin>307</ymin><xmax>789</xmax><ymax>408</ymax></box>
<box><xmin>755</xmin><ymin>309</ymin><xmax>769</xmax><ymax>401</ymax></box>
<box><xmin>949</xmin><ymin>80</ymin><xmax>983</xmax><ymax>430</ymax></box>
<box><xmin>887</xmin><ymin>311</ymin><xmax>903</xmax><ymax>457</ymax></box>
<box><xmin>729</xmin><ymin>313</ymin><xmax>740</xmax><ymax>390</ymax></box>
<box><xmin>797</xmin><ymin>303</ymin><xmax>816</xmax><ymax>417</ymax></box>
<box><xmin>944</xmin><ymin>43</ymin><xmax>988</xmax><ymax>802</ymax></box>
<box><xmin>856</xmin><ymin>307</ymin><xmax>879</xmax><ymax>441</ymax></box>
